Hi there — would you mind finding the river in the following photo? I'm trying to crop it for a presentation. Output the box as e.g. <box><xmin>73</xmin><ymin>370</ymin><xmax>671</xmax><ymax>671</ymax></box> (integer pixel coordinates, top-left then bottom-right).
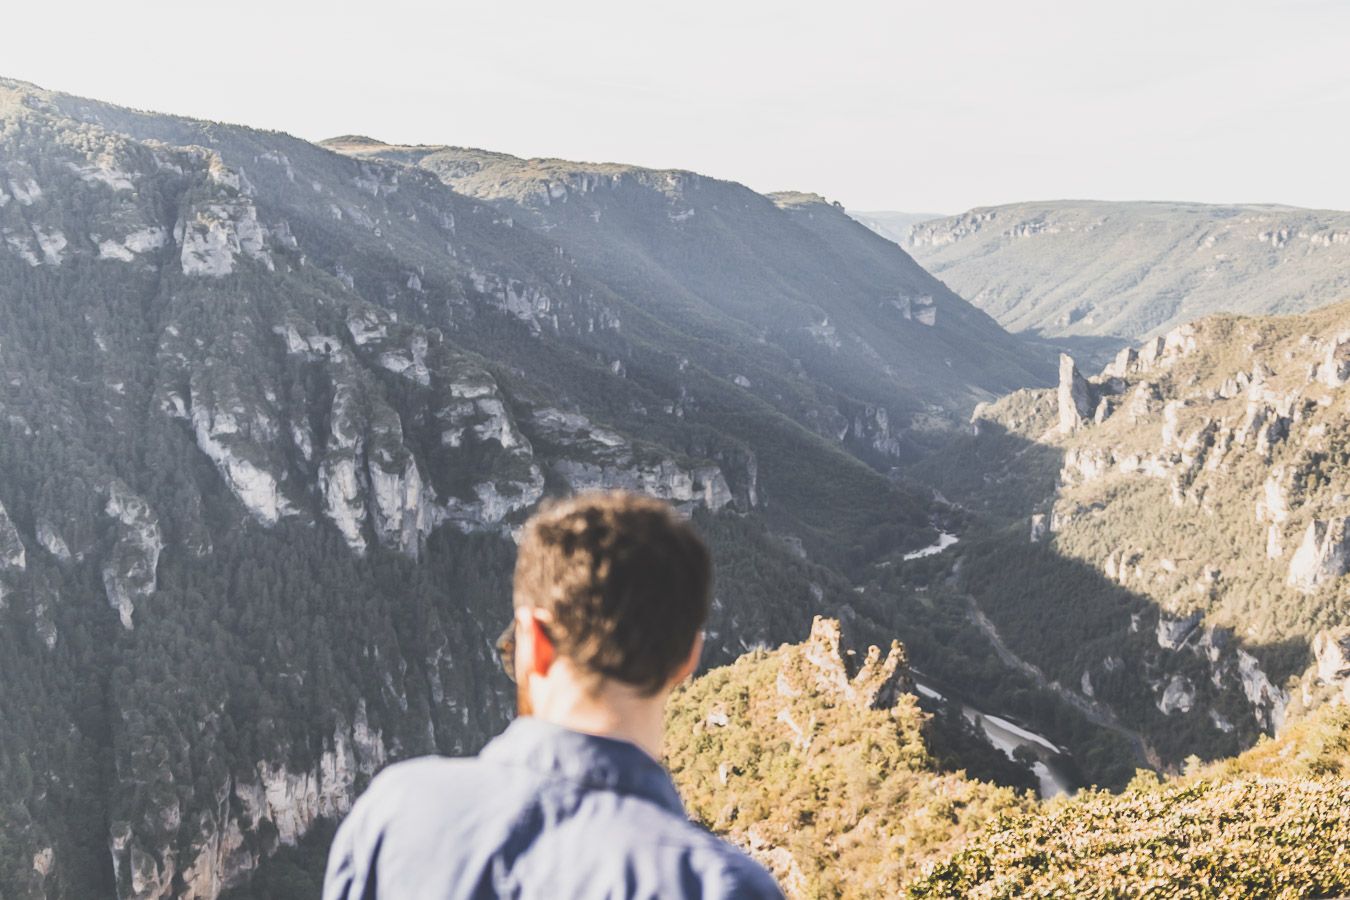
<box><xmin>902</xmin><ymin>531</ymin><xmax>1076</xmax><ymax>797</ymax></box>
<box><xmin>903</xmin><ymin>532</ymin><xmax>960</xmax><ymax>560</ymax></box>
<box><xmin>914</xmin><ymin>679</ymin><xmax>1075</xmax><ymax>798</ymax></box>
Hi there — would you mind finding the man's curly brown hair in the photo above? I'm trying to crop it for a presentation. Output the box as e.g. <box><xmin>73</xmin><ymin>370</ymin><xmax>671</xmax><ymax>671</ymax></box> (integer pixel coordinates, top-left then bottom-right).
<box><xmin>513</xmin><ymin>491</ymin><xmax>712</xmax><ymax>695</ymax></box>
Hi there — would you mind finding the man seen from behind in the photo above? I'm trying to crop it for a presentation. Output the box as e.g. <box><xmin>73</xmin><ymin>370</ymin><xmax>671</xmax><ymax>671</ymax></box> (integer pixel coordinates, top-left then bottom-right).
<box><xmin>323</xmin><ymin>490</ymin><xmax>784</xmax><ymax>899</ymax></box>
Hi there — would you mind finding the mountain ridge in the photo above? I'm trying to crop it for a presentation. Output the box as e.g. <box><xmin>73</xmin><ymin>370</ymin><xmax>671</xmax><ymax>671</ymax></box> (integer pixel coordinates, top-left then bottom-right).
<box><xmin>0</xmin><ymin>77</ymin><xmax>1061</xmax><ymax>899</ymax></box>
<box><xmin>891</xmin><ymin>200</ymin><xmax>1350</xmax><ymax>354</ymax></box>
<box><xmin>321</xmin><ymin>137</ymin><xmax>1054</xmax><ymax>432</ymax></box>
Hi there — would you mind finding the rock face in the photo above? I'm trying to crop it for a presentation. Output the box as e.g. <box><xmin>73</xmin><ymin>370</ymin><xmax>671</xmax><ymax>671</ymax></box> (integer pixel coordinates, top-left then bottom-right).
<box><xmin>800</xmin><ymin>616</ymin><xmax>909</xmax><ymax>711</ymax></box>
<box><xmin>960</xmin><ymin>306</ymin><xmax>1350</xmax><ymax>763</ymax></box>
<box><xmin>1288</xmin><ymin>518</ymin><xmax>1350</xmax><ymax>593</ymax></box>
<box><xmin>177</xmin><ymin>197</ymin><xmax>271</xmax><ymax>277</ymax></box>
<box><xmin>1156</xmin><ymin>675</ymin><xmax>1196</xmax><ymax>715</ymax></box>
<box><xmin>0</xmin><ymin>501</ymin><xmax>26</xmax><ymax>619</ymax></box>
<box><xmin>1313</xmin><ymin>629</ymin><xmax>1350</xmax><ymax>701</ymax></box>
<box><xmin>1156</xmin><ymin>612</ymin><xmax>1202</xmax><ymax>651</ymax></box>
<box><xmin>190</xmin><ymin>394</ymin><xmax>291</xmax><ymax>527</ymax></box>
<box><xmin>101</xmin><ymin>483</ymin><xmax>163</xmax><ymax>630</ymax></box>
<box><xmin>1319</xmin><ymin>334</ymin><xmax>1350</xmax><ymax>387</ymax></box>
<box><xmin>0</xmin><ymin>501</ymin><xmax>25</xmax><ymax>586</ymax></box>
<box><xmin>1029</xmin><ymin>514</ymin><xmax>1048</xmax><ymax>543</ymax></box>
<box><xmin>1057</xmin><ymin>354</ymin><xmax>1096</xmax><ymax>434</ymax></box>
<box><xmin>109</xmin><ymin>710</ymin><xmax>387</xmax><ymax>900</ymax></box>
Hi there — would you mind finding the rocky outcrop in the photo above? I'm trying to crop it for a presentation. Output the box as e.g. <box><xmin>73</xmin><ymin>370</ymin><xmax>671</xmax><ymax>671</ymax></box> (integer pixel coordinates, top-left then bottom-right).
<box><xmin>36</xmin><ymin>518</ymin><xmax>72</xmax><ymax>561</ymax></box>
<box><xmin>368</xmin><ymin>452</ymin><xmax>439</xmax><ymax>557</ymax></box>
<box><xmin>1256</xmin><ymin>467</ymin><xmax>1292</xmax><ymax>524</ymax></box>
<box><xmin>435</xmin><ymin>370</ymin><xmax>532</xmax><ymax>455</ymax></box>
<box><xmin>190</xmin><ymin>397</ymin><xmax>291</xmax><ymax>527</ymax></box>
<box><xmin>1287</xmin><ymin>518</ymin><xmax>1350</xmax><ymax>593</ymax></box>
<box><xmin>847</xmin><ymin>404</ymin><xmax>907</xmax><ymax>458</ymax></box>
<box><xmin>171</xmin><ymin>151</ymin><xmax>274</xmax><ymax>278</ymax></box>
<box><xmin>1141</xmin><ymin>606</ymin><xmax>1290</xmax><ymax>731</ymax></box>
<box><xmin>1057</xmin><ymin>354</ymin><xmax>1096</xmax><ymax>434</ymax></box>
<box><xmin>1101</xmin><ymin>346</ymin><xmax>1139</xmax><ymax>379</ymax></box>
<box><xmin>316</xmin><ymin>366</ymin><xmax>546</xmax><ymax>555</ymax></box>
<box><xmin>1236</xmin><ymin>649</ymin><xmax>1288</xmax><ymax>732</ymax></box>
<box><xmin>533</xmin><ymin>407</ymin><xmax>734</xmax><ymax>513</ymax></box>
<box><xmin>552</xmin><ymin>458</ymin><xmax>731</xmax><ymax>512</ymax></box>
<box><xmin>110</xmin><ymin>707</ymin><xmax>387</xmax><ymax>900</ymax></box>
<box><xmin>1156</xmin><ymin>675</ymin><xmax>1196</xmax><ymax>714</ymax></box>
<box><xmin>0</xmin><ymin>501</ymin><xmax>25</xmax><ymax>571</ymax></box>
<box><xmin>1029</xmin><ymin>514</ymin><xmax>1048</xmax><ymax>543</ymax></box>
<box><xmin>1318</xmin><ymin>333</ymin><xmax>1350</xmax><ymax>387</ymax></box>
<box><xmin>318</xmin><ymin>381</ymin><xmax>372</xmax><ymax>552</ymax></box>
<box><xmin>1156</xmin><ymin>612</ymin><xmax>1203</xmax><ymax>651</ymax></box>
<box><xmin>0</xmin><ymin>501</ymin><xmax>27</xmax><ymax>629</ymax></box>
<box><xmin>800</xmin><ymin>616</ymin><xmax>909</xmax><ymax>711</ymax></box>
<box><xmin>102</xmin><ymin>483</ymin><xmax>163</xmax><ymax>630</ymax></box>
<box><xmin>177</xmin><ymin>198</ymin><xmax>271</xmax><ymax>277</ymax></box>
<box><xmin>1313</xmin><ymin>629</ymin><xmax>1350</xmax><ymax>703</ymax></box>
<box><xmin>466</xmin><ymin>268</ymin><xmax>560</xmax><ymax>332</ymax></box>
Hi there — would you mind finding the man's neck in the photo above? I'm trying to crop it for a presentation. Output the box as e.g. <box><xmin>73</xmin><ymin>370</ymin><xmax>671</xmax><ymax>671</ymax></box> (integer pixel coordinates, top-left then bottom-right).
<box><xmin>525</xmin><ymin>662</ymin><xmax>668</xmax><ymax>760</ymax></box>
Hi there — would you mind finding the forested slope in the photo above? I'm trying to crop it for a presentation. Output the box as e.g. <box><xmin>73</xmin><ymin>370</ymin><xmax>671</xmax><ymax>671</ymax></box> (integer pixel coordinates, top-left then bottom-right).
<box><xmin>912</xmin><ymin>703</ymin><xmax>1350</xmax><ymax>898</ymax></box>
<box><xmin>670</xmin><ymin>619</ymin><xmax>1350</xmax><ymax>900</ymax></box>
<box><xmin>907</xmin><ymin>301</ymin><xmax>1350</xmax><ymax>780</ymax></box>
<box><xmin>324</xmin><ymin>140</ymin><xmax>1053</xmax><ymax>461</ymax></box>
<box><xmin>0</xmin><ymin>78</ymin><xmax>1056</xmax><ymax>899</ymax></box>
<box><xmin>899</xmin><ymin>201</ymin><xmax>1350</xmax><ymax>349</ymax></box>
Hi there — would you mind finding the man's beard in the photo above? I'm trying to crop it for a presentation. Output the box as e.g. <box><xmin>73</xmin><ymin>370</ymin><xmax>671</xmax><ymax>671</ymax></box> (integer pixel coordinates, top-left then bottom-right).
<box><xmin>516</xmin><ymin>672</ymin><xmax>532</xmax><ymax>717</ymax></box>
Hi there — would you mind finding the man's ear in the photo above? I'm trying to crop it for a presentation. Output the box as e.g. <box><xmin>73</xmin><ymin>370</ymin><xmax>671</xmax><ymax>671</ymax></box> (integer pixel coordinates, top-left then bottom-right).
<box><xmin>671</xmin><ymin>630</ymin><xmax>704</xmax><ymax>688</ymax></box>
<box><xmin>518</xmin><ymin>609</ymin><xmax>555</xmax><ymax>680</ymax></box>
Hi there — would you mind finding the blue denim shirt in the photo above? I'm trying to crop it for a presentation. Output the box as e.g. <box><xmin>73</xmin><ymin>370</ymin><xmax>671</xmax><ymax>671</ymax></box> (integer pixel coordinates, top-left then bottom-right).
<box><xmin>323</xmin><ymin>717</ymin><xmax>784</xmax><ymax>899</ymax></box>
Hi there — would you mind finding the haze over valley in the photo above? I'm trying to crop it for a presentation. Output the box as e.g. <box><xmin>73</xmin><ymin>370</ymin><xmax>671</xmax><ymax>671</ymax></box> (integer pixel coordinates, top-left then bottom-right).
<box><xmin>857</xmin><ymin>201</ymin><xmax>1350</xmax><ymax>368</ymax></box>
<box><xmin>2</xmin><ymin>7</ymin><xmax>1350</xmax><ymax>895</ymax></box>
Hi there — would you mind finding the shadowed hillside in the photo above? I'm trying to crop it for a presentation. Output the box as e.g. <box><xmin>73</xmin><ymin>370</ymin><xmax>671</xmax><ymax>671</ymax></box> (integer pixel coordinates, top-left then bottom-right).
<box><xmin>0</xmin><ymin>77</ymin><xmax>1060</xmax><ymax>899</ymax></box>
<box><xmin>906</xmin><ymin>301</ymin><xmax>1350</xmax><ymax>775</ymax></box>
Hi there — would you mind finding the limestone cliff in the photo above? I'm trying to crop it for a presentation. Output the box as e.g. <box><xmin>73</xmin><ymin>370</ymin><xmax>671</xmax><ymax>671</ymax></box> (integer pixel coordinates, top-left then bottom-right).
<box><xmin>0</xmin><ymin>76</ymin><xmax>976</xmax><ymax>899</ymax></box>
<box><xmin>949</xmin><ymin>301</ymin><xmax>1350</xmax><ymax>765</ymax></box>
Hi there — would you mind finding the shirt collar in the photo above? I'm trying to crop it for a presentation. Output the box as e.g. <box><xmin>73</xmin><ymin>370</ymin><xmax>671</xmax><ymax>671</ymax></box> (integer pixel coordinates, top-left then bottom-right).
<box><xmin>481</xmin><ymin>717</ymin><xmax>686</xmax><ymax>816</ymax></box>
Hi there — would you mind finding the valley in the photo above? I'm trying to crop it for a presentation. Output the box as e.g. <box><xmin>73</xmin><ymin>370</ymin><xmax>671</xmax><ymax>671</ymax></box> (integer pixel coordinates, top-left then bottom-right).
<box><xmin>890</xmin><ymin>201</ymin><xmax>1350</xmax><ymax>356</ymax></box>
<box><xmin>1</xmin><ymin>73</ymin><xmax>1349</xmax><ymax>900</ymax></box>
<box><xmin>0</xmin><ymin>77</ymin><xmax>1055</xmax><ymax>899</ymax></box>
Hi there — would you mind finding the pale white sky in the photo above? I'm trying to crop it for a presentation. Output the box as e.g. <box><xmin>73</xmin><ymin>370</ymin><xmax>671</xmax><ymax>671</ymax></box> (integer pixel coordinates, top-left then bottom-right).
<box><xmin>6</xmin><ymin>0</ymin><xmax>1349</xmax><ymax>212</ymax></box>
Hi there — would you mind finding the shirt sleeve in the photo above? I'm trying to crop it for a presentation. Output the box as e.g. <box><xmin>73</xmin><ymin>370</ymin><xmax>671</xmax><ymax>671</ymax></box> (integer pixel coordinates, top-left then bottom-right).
<box><xmin>322</xmin><ymin>790</ymin><xmax>380</xmax><ymax>900</ymax></box>
<box><xmin>720</xmin><ymin>859</ymin><xmax>788</xmax><ymax>900</ymax></box>
<box><xmin>681</xmin><ymin>839</ymin><xmax>787</xmax><ymax>900</ymax></box>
